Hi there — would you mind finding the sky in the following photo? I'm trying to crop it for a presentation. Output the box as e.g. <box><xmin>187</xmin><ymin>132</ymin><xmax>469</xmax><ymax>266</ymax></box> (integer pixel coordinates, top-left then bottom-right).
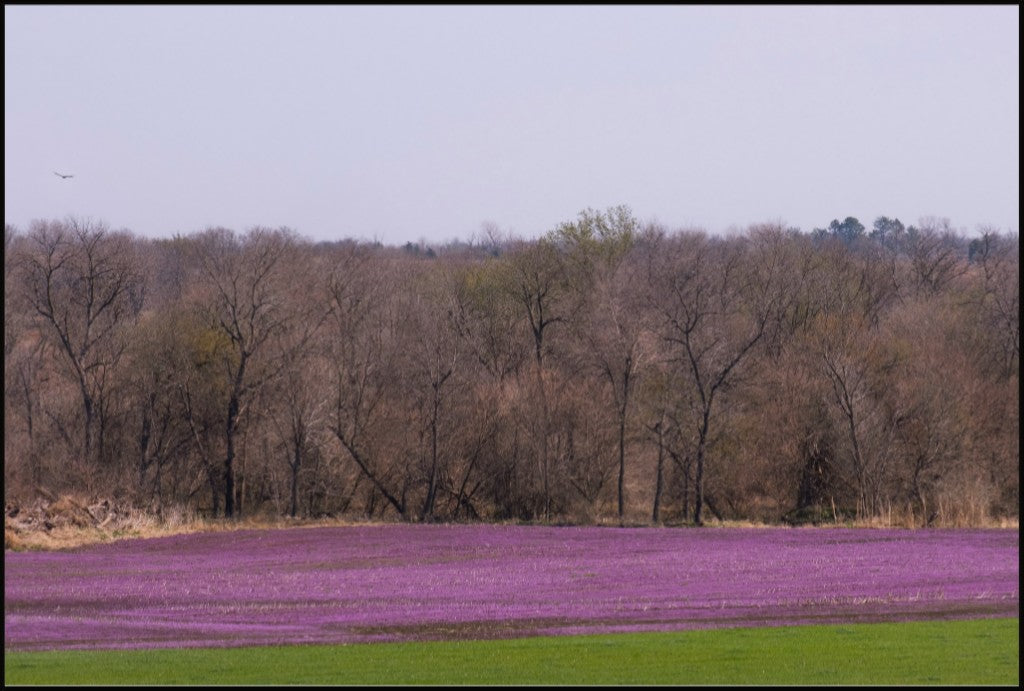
<box><xmin>4</xmin><ymin>5</ymin><xmax>1019</xmax><ymax>245</ymax></box>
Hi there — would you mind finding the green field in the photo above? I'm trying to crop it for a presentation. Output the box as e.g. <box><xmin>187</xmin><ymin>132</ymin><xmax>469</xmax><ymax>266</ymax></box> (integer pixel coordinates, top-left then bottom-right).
<box><xmin>4</xmin><ymin>618</ymin><xmax>1018</xmax><ymax>686</ymax></box>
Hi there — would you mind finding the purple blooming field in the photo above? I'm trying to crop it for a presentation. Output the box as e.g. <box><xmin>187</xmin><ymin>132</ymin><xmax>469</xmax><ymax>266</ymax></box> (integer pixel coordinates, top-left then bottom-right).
<box><xmin>4</xmin><ymin>525</ymin><xmax>1018</xmax><ymax>652</ymax></box>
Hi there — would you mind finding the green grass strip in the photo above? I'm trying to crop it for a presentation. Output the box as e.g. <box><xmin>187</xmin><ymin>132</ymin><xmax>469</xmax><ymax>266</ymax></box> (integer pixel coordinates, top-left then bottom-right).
<box><xmin>4</xmin><ymin>618</ymin><xmax>1019</xmax><ymax>686</ymax></box>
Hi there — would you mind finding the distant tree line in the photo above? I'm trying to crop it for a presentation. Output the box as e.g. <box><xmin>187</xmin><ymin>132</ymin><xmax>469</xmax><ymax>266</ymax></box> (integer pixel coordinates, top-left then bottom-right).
<box><xmin>4</xmin><ymin>209</ymin><xmax>1018</xmax><ymax>526</ymax></box>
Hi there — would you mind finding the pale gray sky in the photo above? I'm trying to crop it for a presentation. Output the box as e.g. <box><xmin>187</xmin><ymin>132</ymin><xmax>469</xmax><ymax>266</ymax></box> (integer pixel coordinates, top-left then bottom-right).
<box><xmin>4</xmin><ymin>5</ymin><xmax>1019</xmax><ymax>244</ymax></box>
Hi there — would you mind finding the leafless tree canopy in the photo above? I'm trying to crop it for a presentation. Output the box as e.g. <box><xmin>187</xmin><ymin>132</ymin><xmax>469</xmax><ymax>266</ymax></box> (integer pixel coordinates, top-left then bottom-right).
<box><xmin>4</xmin><ymin>212</ymin><xmax>1019</xmax><ymax>526</ymax></box>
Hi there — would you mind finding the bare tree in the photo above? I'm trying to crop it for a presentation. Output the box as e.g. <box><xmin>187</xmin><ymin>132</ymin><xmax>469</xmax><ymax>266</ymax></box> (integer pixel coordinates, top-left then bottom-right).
<box><xmin>448</xmin><ymin>259</ymin><xmax>528</xmax><ymax>385</ymax></box>
<box><xmin>553</xmin><ymin>206</ymin><xmax>643</xmax><ymax>521</ymax></box>
<box><xmin>263</xmin><ymin>247</ymin><xmax>334</xmax><ymax>518</ymax></box>
<box><xmin>905</xmin><ymin>218</ymin><xmax>968</xmax><ymax>297</ymax></box>
<box><xmin>636</xmin><ymin>359</ymin><xmax>695</xmax><ymax>523</ymax></box>
<box><xmin>645</xmin><ymin>228</ymin><xmax>789</xmax><ymax>524</ymax></box>
<box><xmin>327</xmin><ymin>248</ymin><xmax>413</xmax><ymax>519</ymax></box>
<box><xmin>5</xmin><ymin>225</ymin><xmax>48</xmax><ymax>489</ymax></box>
<box><xmin>122</xmin><ymin>313</ymin><xmax>196</xmax><ymax>515</ymax></box>
<box><xmin>399</xmin><ymin>273</ymin><xmax>462</xmax><ymax>521</ymax></box>
<box><xmin>13</xmin><ymin>218</ymin><xmax>145</xmax><ymax>472</ymax></box>
<box><xmin>968</xmin><ymin>229</ymin><xmax>1019</xmax><ymax>379</ymax></box>
<box><xmin>188</xmin><ymin>227</ymin><xmax>299</xmax><ymax>517</ymax></box>
<box><xmin>267</xmin><ymin>351</ymin><xmax>331</xmax><ymax>518</ymax></box>
<box><xmin>805</xmin><ymin>299</ymin><xmax>909</xmax><ymax>521</ymax></box>
<box><xmin>503</xmin><ymin>239</ymin><xmax>569</xmax><ymax>520</ymax></box>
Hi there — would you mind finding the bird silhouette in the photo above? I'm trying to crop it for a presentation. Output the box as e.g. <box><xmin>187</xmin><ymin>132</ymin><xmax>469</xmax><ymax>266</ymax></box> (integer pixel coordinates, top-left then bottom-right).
<box><xmin>53</xmin><ymin>171</ymin><xmax>74</xmax><ymax>179</ymax></box>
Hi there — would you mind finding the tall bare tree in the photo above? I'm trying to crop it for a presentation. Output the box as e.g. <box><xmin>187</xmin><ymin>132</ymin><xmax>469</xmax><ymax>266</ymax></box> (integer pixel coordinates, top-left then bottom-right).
<box><xmin>645</xmin><ymin>228</ymin><xmax>790</xmax><ymax>524</ymax></box>
<box><xmin>503</xmin><ymin>239</ymin><xmax>569</xmax><ymax>520</ymax></box>
<box><xmin>327</xmin><ymin>248</ymin><xmax>413</xmax><ymax>519</ymax></box>
<box><xmin>555</xmin><ymin>206</ymin><xmax>644</xmax><ymax>521</ymax></box>
<box><xmin>13</xmin><ymin>218</ymin><xmax>145</xmax><ymax>473</ymax></box>
<box><xmin>188</xmin><ymin>227</ymin><xmax>298</xmax><ymax>517</ymax></box>
<box><xmin>395</xmin><ymin>268</ymin><xmax>463</xmax><ymax>521</ymax></box>
<box><xmin>263</xmin><ymin>245</ymin><xmax>334</xmax><ymax>518</ymax></box>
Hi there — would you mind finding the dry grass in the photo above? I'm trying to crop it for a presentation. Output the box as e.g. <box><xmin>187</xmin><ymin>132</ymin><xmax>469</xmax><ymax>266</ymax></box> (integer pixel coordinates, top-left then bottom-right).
<box><xmin>4</xmin><ymin>496</ymin><xmax>1017</xmax><ymax>552</ymax></box>
<box><xmin>4</xmin><ymin>498</ymin><xmax>375</xmax><ymax>552</ymax></box>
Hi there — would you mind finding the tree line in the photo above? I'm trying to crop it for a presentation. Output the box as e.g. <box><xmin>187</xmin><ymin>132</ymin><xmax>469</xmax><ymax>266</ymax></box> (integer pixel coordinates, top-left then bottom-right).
<box><xmin>4</xmin><ymin>209</ymin><xmax>1018</xmax><ymax>526</ymax></box>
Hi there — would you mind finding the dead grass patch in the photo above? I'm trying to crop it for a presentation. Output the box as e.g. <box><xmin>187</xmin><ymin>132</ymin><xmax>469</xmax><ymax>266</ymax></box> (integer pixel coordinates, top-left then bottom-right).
<box><xmin>4</xmin><ymin>498</ymin><xmax>374</xmax><ymax>551</ymax></box>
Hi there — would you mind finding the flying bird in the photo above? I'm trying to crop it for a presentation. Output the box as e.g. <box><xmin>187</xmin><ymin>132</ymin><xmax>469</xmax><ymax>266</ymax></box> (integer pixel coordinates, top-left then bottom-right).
<box><xmin>53</xmin><ymin>171</ymin><xmax>74</xmax><ymax>179</ymax></box>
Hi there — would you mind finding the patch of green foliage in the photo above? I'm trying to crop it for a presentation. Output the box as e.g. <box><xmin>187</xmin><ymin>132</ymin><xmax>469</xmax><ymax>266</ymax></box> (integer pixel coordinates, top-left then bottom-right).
<box><xmin>4</xmin><ymin>618</ymin><xmax>1018</xmax><ymax>686</ymax></box>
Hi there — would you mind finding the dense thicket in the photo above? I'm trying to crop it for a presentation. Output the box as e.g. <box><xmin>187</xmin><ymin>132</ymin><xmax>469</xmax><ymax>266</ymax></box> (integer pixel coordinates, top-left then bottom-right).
<box><xmin>4</xmin><ymin>210</ymin><xmax>1018</xmax><ymax>526</ymax></box>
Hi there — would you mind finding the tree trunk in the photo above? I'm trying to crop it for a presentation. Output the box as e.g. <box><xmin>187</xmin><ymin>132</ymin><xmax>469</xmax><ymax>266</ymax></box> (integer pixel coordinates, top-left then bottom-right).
<box><xmin>335</xmin><ymin>431</ymin><xmax>407</xmax><ymax>519</ymax></box>
<box><xmin>290</xmin><ymin>443</ymin><xmax>301</xmax><ymax>518</ymax></box>
<box><xmin>693</xmin><ymin>449</ymin><xmax>705</xmax><ymax>525</ymax></box>
<box><xmin>224</xmin><ymin>355</ymin><xmax>248</xmax><ymax>519</ymax></box>
<box><xmin>652</xmin><ymin>422</ymin><xmax>664</xmax><ymax>523</ymax></box>
<box><xmin>421</xmin><ymin>400</ymin><xmax>440</xmax><ymax>521</ymax></box>
<box><xmin>224</xmin><ymin>393</ymin><xmax>239</xmax><ymax>518</ymax></box>
<box><xmin>535</xmin><ymin>361</ymin><xmax>551</xmax><ymax>522</ymax></box>
<box><xmin>617</xmin><ymin>414</ymin><xmax>626</xmax><ymax>522</ymax></box>
<box><xmin>693</xmin><ymin>407</ymin><xmax>711</xmax><ymax>526</ymax></box>
<box><xmin>82</xmin><ymin>390</ymin><xmax>94</xmax><ymax>465</ymax></box>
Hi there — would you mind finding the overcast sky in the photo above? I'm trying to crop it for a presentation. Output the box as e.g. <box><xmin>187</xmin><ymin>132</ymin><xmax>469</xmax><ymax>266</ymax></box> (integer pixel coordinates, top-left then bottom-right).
<box><xmin>4</xmin><ymin>5</ymin><xmax>1019</xmax><ymax>244</ymax></box>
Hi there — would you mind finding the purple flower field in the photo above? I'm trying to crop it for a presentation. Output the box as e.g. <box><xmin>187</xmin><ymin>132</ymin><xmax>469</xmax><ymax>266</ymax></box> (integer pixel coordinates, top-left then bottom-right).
<box><xmin>4</xmin><ymin>525</ymin><xmax>1018</xmax><ymax>651</ymax></box>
